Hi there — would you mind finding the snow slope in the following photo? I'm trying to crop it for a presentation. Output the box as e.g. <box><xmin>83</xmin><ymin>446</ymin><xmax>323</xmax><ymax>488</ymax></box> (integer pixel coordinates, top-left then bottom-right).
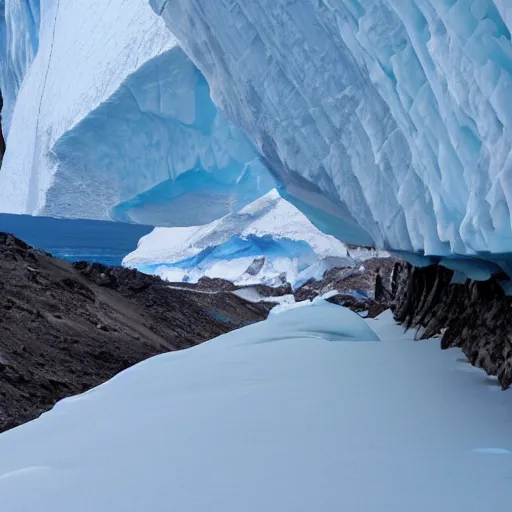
<box><xmin>156</xmin><ymin>0</ymin><xmax>512</xmax><ymax>257</ymax></box>
<box><xmin>0</xmin><ymin>302</ymin><xmax>510</xmax><ymax>511</ymax></box>
<box><xmin>0</xmin><ymin>0</ymin><xmax>274</xmax><ymax>224</ymax></box>
<box><xmin>123</xmin><ymin>190</ymin><xmax>352</xmax><ymax>287</ymax></box>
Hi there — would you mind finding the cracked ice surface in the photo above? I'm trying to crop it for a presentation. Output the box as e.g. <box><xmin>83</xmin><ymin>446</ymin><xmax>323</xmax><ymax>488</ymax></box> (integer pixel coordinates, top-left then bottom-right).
<box><xmin>156</xmin><ymin>0</ymin><xmax>512</xmax><ymax>256</ymax></box>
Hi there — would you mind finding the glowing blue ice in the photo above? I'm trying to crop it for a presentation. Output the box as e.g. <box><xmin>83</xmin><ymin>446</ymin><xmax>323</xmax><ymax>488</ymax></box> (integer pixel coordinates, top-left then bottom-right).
<box><xmin>0</xmin><ymin>0</ymin><xmax>274</xmax><ymax>225</ymax></box>
<box><xmin>155</xmin><ymin>0</ymin><xmax>512</xmax><ymax>257</ymax></box>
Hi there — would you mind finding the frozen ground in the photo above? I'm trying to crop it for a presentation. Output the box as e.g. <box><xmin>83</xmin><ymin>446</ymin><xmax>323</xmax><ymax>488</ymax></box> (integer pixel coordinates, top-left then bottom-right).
<box><xmin>0</xmin><ymin>302</ymin><xmax>510</xmax><ymax>511</ymax></box>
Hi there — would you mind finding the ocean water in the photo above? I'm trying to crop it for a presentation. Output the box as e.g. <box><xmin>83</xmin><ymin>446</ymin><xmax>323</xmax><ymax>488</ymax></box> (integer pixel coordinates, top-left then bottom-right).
<box><xmin>0</xmin><ymin>214</ymin><xmax>152</xmax><ymax>266</ymax></box>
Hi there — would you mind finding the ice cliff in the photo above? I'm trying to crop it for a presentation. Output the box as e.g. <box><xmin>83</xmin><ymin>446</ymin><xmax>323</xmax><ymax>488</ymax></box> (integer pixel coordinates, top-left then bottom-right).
<box><xmin>4</xmin><ymin>0</ymin><xmax>512</xmax><ymax>265</ymax></box>
<box><xmin>155</xmin><ymin>0</ymin><xmax>512</xmax><ymax>258</ymax></box>
<box><xmin>123</xmin><ymin>190</ymin><xmax>352</xmax><ymax>288</ymax></box>
<box><xmin>0</xmin><ymin>0</ymin><xmax>274</xmax><ymax>224</ymax></box>
<box><xmin>0</xmin><ymin>0</ymin><xmax>39</xmax><ymax>135</ymax></box>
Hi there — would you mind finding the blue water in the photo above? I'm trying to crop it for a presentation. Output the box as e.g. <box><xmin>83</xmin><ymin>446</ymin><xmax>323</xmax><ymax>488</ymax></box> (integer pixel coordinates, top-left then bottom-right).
<box><xmin>0</xmin><ymin>213</ymin><xmax>152</xmax><ymax>265</ymax></box>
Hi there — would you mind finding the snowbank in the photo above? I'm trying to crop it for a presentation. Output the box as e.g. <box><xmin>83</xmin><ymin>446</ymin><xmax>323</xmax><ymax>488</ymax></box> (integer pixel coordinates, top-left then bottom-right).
<box><xmin>0</xmin><ymin>303</ymin><xmax>510</xmax><ymax>511</ymax></box>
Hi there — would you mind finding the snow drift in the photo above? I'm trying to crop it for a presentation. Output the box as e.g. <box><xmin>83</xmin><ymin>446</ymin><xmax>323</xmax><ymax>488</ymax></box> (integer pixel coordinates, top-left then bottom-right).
<box><xmin>123</xmin><ymin>190</ymin><xmax>352</xmax><ymax>288</ymax></box>
<box><xmin>0</xmin><ymin>303</ymin><xmax>510</xmax><ymax>511</ymax></box>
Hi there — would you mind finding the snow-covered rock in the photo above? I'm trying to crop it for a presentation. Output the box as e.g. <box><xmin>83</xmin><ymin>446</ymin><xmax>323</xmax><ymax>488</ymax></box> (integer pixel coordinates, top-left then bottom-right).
<box><xmin>0</xmin><ymin>303</ymin><xmax>510</xmax><ymax>511</ymax></box>
<box><xmin>0</xmin><ymin>0</ymin><xmax>274</xmax><ymax>225</ymax></box>
<box><xmin>123</xmin><ymin>190</ymin><xmax>352</xmax><ymax>288</ymax></box>
<box><xmin>155</xmin><ymin>0</ymin><xmax>512</xmax><ymax>257</ymax></box>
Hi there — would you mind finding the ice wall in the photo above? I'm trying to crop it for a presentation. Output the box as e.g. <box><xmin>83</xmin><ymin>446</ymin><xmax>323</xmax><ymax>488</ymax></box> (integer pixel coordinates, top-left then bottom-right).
<box><xmin>0</xmin><ymin>0</ymin><xmax>173</xmax><ymax>216</ymax></box>
<box><xmin>42</xmin><ymin>47</ymin><xmax>275</xmax><ymax>225</ymax></box>
<box><xmin>155</xmin><ymin>0</ymin><xmax>512</xmax><ymax>257</ymax></box>
<box><xmin>0</xmin><ymin>0</ymin><xmax>40</xmax><ymax>135</ymax></box>
<box><xmin>0</xmin><ymin>0</ymin><xmax>274</xmax><ymax>224</ymax></box>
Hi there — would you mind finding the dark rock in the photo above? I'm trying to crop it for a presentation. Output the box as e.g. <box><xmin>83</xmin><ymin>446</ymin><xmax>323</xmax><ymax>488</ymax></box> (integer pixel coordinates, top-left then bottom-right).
<box><xmin>244</xmin><ymin>256</ymin><xmax>265</xmax><ymax>276</ymax></box>
<box><xmin>195</xmin><ymin>276</ymin><xmax>238</xmax><ymax>292</ymax></box>
<box><xmin>294</xmin><ymin>257</ymin><xmax>398</xmax><ymax>314</ymax></box>
<box><xmin>249</xmin><ymin>282</ymin><xmax>293</xmax><ymax>297</ymax></box>
<box><xmin>325</xmin><ymin>293</ymin><xmax>373</xmax><ymax>311</ymax></box>
<box><xmin>0</xmin><ymin>233</ymin><xmax>270</xmax><ymax>432</ymax></box>
<box><xmin>392</xmin><ymin>261</ymin><xmax>512</xmax><ymax>390</ymax></box>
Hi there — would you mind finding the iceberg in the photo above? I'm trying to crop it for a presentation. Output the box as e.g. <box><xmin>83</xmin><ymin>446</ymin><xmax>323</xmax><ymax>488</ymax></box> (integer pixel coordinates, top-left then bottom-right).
<box><xmin>155</xmin><ymin>0</ymin><xmax>512</xmax><ymax>257</ymax></box>
<box><xmin>0</xmin><ymin>303</ymin><xmax>510</xmax><ymax>511</ymax></box>
<box><xmin>123</xmin><ymin>190</ymin><xmax>352</xmax><ymax>288</ymax></box>
<box><xmin>4</xmin><ymin>0</ymin><xmax>512</xmax><ymax>269</ymax></box>
<box><xmin>0</xmin><ymin>0</ymin><xmax>274</xmax><ymax>225</ymax></box>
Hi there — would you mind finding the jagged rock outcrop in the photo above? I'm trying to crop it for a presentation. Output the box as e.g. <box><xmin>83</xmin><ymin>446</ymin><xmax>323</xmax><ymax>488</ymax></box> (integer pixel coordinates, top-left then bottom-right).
<box><xmin>392</xmin><ymin>262</ymin><xmax>512</xmax><ymax>389</ymax></box>
<box><xmin>0</xmin><ymin>233</ymin><xmax>270</xmax><ymax>432</ymax></box>
<box><xmin>294</xmin><ymin>257</ymin><xmax>397</xmax><ymax>317</ymax></box>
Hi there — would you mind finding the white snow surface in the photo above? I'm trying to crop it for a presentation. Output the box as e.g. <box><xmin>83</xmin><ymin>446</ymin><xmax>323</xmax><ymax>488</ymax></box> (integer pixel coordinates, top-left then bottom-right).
<box><xmin>0</xmin><ymin>303</ymin><xmax>511</xmax><ymax>511</ymax></box>
<box><xmin>123</xmin><ymin>190</ymin><xmax>352</xmax><ymax>288</ymax></box>
<box><xmin>0</xmin><ymin>0</ymin><xmax>274</xmax><ymax>224</ymax></box>
<box><xmin>156</xmin><ymin>0</ymin><xmax>512</xmax><ymax>257</ymax></box>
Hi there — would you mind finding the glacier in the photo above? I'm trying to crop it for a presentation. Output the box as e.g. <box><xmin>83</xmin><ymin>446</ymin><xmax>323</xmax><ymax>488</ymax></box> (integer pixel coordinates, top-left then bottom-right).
<box><xmin>0</xmin><ymin>303</ymin><xmax>511</xmax><ymax>511</ymax></box>
<box><xmin>4</xmin><ymin>0</ymin><xmax>512</xmax><ymax>271</ymax></box>
<box><xmin>0</xmin><ymin>0</ymin><xmax>274</xmax><ymax>225</ymax></box>
<box><xmin>155</xmin><ymin>0</ymin><xmax>512</xmax><ymax>258</ymax></box>
<box><xmin>123</xmin><ymin>190</ymin><xmax>353</xmax><ymax>288</ymax></box>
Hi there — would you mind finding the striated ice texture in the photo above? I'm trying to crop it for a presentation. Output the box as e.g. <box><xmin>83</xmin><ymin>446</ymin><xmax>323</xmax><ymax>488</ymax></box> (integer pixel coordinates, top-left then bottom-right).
<box><xmin>123</xmin><ymin>190</ymin><xmax>352</xmax><ymax>288</ymax></box>
<box><xmin>5</xmin><ymin>0</ymin><xmax>512</xmax><ymax>265</ymax></box>
<box><xmin>155</xmin><ymin>0</ymin><xmax>512</xmax><ymax>257</ymax></box>
<box><xmin>0</xmin><ymin>0</ymin><xmax>274</xmax><ymax>224</ymax></box>
<box><xmin>0</xmin><ymin>0</ymin><xmax>39</xmax><ymax>135</ymax></box>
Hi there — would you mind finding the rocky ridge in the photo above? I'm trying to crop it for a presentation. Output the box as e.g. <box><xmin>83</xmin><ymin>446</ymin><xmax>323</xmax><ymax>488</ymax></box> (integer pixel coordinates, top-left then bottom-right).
<box><xmin>0</xmin><ymin>233</ymin><xmax>270</xmax><ymax>432</ymax></box>
<box><xmin>392</xmin><ymin>262</ymin><xmax>512</xmax><ymax>390</ymax></box>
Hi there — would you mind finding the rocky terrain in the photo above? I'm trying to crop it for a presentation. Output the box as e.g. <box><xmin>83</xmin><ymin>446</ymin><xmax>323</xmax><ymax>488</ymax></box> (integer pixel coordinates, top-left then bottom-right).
<box><xmin>392</xmin><ymin>262</ymin><xmax>512</xmax><ymax>390</ymax></box>
<box><xmin>165</xmin><ymin>257</ymin><xmax>398</xmax><ymax>317</ymax></box>
<box><xmin>294</xmin><ymin>257</ymin><xmax>397</xmax><ymax>317</ymax></box>
<box><xmin>0</xmin><ymin>233</ymin><xmax>270</xmax><ymax>432</ymax></box>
